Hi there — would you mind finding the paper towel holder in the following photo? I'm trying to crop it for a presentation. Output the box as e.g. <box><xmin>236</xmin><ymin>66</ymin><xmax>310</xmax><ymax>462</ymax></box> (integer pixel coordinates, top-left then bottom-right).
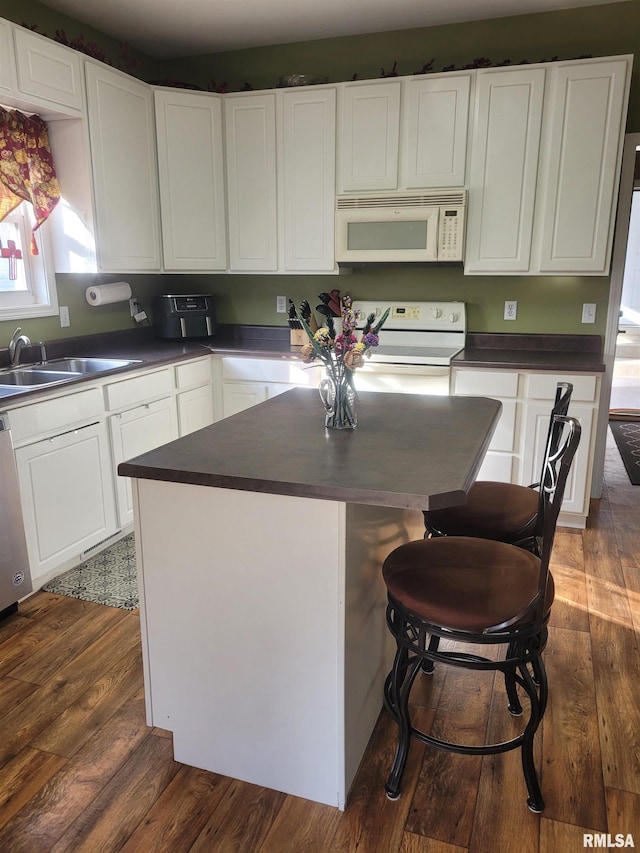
<box><xmin>85</xmin><ymin>281</ymin><xmax>132</xmax><ymax>306</ymax></box>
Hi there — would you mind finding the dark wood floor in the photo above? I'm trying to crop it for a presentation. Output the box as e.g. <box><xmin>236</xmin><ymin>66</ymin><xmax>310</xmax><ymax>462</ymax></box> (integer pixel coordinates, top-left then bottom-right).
<box><xmin>0</xmin><ymin>431</ymin><xmax>638</xmax><ymax>852</ymax></box>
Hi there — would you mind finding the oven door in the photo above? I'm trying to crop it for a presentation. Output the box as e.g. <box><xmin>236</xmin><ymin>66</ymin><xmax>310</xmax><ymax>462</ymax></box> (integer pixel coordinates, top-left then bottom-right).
<box><xmin>353</xmin><ymin>362</ymin><xmax>451</xmax><ymax>395</ymax></box>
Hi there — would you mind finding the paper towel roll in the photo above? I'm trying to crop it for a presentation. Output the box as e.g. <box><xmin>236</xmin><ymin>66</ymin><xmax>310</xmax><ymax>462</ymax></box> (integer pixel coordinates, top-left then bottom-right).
<box><xmin>85</xmin><ymin>281</ymin><xmax>132</xmax><ymax>306</ymax></box>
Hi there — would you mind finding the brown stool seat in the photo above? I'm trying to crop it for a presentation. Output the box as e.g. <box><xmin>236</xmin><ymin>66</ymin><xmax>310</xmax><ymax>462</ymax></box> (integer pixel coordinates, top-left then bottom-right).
<box><xmin>383</xmin><ymin>536</ymin><xmax>553</xmax><ymax>634</ymax></box>
<box><xmin>423</xmin><ymin>481</ymin><xmax>539</xmax><ymax>542</ymax></box>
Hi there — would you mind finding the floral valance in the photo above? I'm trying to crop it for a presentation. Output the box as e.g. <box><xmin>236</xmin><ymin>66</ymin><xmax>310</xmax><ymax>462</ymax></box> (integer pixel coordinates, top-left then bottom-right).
<box><xmin>0</xmin><ymin>107</ymin><xmax>60</xmax><ymax>254</ymax></box>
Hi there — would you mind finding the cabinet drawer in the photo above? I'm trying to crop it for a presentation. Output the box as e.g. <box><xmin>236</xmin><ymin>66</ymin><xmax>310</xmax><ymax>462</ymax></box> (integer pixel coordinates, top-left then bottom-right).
<box><xmin>222</xmin><ymin>357</ymin><xmax>319</xmax><ymax>386</ymax></box>
<box><xmin>105</xmin><ymin>369</ymin><xmax>173</xmax><ymax>411</ymax></box>
<box><xmin>175</xmin><ymin>358</ymin><xmax>211</xmax><ymax>389</ymax></box>
<box><xmin>6</xmin><ymin>387</ymin><xmax>105</xmax><ymax>443</ymax></box>
<box><xmin>525</xmin><ymin>373</ymin><xmax>597</xmax><ymax>402</ymax></box>
<box><xmin>454</xmin><ymin>370</ymin><xmax>519</xmax><ymax>398</ymax></box>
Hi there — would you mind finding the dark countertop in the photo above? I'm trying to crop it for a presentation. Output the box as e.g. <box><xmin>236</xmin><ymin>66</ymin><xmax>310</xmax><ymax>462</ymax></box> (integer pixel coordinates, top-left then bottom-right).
<box><xmin>118</xmin><ymin>388</ymin><xmax>502</xmax><ymax>512</ymax></box>
<box><xmin>0</xmin><ymin>327</ymin><xmax>604</xmax><ymax>407</ymax></box>
<box><xmin>455</xmin><ymin>332</ymin><xmax>605</xmax><ymax>372</ymax></box>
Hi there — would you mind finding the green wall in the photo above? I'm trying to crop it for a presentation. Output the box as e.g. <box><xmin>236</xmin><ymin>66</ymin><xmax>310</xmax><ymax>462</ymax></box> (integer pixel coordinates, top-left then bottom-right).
<box><xmin>1</xmin><ymin>1</ymin><xmax>638</xmax><ymax>345</ymax></box>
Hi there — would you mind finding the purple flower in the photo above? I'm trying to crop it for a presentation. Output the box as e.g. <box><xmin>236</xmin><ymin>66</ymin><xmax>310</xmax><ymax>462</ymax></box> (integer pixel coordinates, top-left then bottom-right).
<box><xmin>363</xmin><ymin>332</ymin><xmax>379</xmax><ymax>347</ymax></box>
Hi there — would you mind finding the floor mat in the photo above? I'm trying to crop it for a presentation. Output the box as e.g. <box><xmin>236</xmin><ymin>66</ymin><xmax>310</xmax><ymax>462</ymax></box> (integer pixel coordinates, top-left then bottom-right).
<box><xmin>42</xmin><ymin>533</ymin><xmax>138</xmax><ymax>609</ymax></box>
<box><xmin>609</xmin><ymin>421</ymin><xmax>640</xmax><ymax>485</ymax></box>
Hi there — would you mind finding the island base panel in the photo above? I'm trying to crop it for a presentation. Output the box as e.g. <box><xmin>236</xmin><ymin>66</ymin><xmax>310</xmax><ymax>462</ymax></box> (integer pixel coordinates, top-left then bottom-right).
<box><xmin>133</xmin><ymin>478</ymin><xmax>424</xmax><ymax>808</ymax></box>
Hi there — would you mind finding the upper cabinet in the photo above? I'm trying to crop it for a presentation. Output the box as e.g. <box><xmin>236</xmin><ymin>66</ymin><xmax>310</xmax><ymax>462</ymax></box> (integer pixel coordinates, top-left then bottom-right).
<box><xmin>224</xmin><ymin>93</ymin><xmax>278</xmax><ymax>271</ymax></box>
<box><xmin>225</xmin><ymin>87</ymin><xmax>337</xmax><ymax>273</ymax></box>
<box><xmin>0</xmin><ymin>19</ymin><xmax>17</xmax><ymax>96</ymax></box>
<box><xmin>281</xmin><ymin>87</ymin><xmax>336</xmax><ymax>271</ymax></box>
<box><xmin>465</xmin><ymin>55</ymin><xmax>632</xmax><ymax>276</ymax></box>
<box><xmin>337</xmin><ymin>73</ymin><xmax>472</xmax><ymax>193</ymax></box>
<box><xmin>85</xmin><ymin>62</ymin><xmax>162</xmax><ymax>272</ymax></box>
<box><xmin>339</xmin><ymin>80</ymin><xmax>401</xmax><ymax>192</ymax></box>
<box><xmin>154</xmin><ymin>89</ymin><xmax>227</xmax><ymax>271</ymax></box>
<box><xmin>402</xmin><ymin>74</ymin><xmax>471</xmax><ymax>189</ymax></box>
<box><xmin>465</xmin><ymin>67</ymin><xmax>546</xmax><ymax>273</ymax></box>
<box><xmin>536</xmin><ymin>58</ymin><xmax>630</xmax><ymax>274</ymax></box>
<box><xmin>13</xmin><ymin>27</ymin><xmax>84</xmax><ymax>113</ymax></box>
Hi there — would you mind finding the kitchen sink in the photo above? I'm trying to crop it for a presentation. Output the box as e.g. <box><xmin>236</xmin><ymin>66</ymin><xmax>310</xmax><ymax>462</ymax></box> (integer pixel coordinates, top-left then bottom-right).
<box><xmin>0</xmin><ymin>369</ymin><xmax>81</xmax><ymax>386</ymax></box>
<box><xmin>36</xmin><ymin>357</ymin><xmax>142</xmax><ymax>374</ymax></box>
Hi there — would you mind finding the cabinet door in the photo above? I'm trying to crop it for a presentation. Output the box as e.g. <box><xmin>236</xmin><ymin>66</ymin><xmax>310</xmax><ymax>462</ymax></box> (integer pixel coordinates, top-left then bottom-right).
<box><xmin>225</xmin><ymin>94</ymin><xmax>277</xmax><ymax>271</ymax></box>
<box><xmin>0</xmin><ymin>19</ymin><xmax>17</xmax><ymax>96</ymax></box>
<box><xmin>85</xmin><ymin>62</ymin><xmax>162</xmax><ymax>271</ymax></box>
<box><xmin>110</xmin><ymin>398</ymin><xmax>179</xmax><ymax>527</ymax></box>
<box><xmin>222</xmin><ymin>382</ymin><xmax>268</xmax><ymax>417</ymax></box>
<box><xmin>537</xmin><ymin>58</ymin><xmax>630</xmax><ymax>274</ymax></box>
<box><xmin>403</xmin><ymin>74</ymin><xmax>471</xmax><ymax>188</ymax></box>
<box><xmin>155</xmin><ymin>90</ymin><xmax>227</xmax><ymax>270</ymax></box>
<box><xmin>13</xmin><ymin>27</ymin><xmax>83</xmax><ymax>112</ymax></box>
<box><xmin>177</xmin><ymin>386</ymin><xmax>214</xmax><ymax>436</ymax></box>
<box><xmin>15</xmin><ymin>422</ymin><xmax>117</xmax><ymax>582</ymax></box>
<box><xmin>521</xmin><ymin>401</ymin><xmax>593</xmax><ymax>516</ymax></box>
<box><xmin>282</xmin><ymin>87</ymin><xmax>336</xmax><ymax>271</ymax></box>
<box><xmin>339</xmin><ymin>81</ymin><xmax>401</xmax><ymax>192</ymax></box>
<box><xmin>465</xmin><ymin>67</ymin><xmax>545</xmax><ymax>273</ymax></box>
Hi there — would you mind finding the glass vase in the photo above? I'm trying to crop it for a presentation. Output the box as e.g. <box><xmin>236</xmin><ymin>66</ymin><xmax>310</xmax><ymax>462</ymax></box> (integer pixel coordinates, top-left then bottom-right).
<box><xmin>319</xmin><ymin>370</ymin><xmax>357</xmax><ymax>430</ymax></box>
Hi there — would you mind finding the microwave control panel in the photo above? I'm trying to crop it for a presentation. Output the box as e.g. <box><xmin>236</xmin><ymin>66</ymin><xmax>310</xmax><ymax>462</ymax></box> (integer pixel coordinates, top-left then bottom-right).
<box><xmin>438</xmin><ymin>207</ymin><xmax>465</xmax><ymax>261</ymax></box>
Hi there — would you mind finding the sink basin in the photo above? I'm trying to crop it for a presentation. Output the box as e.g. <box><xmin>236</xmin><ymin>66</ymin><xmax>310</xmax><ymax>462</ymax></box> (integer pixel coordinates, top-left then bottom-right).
<box><xmin>0</xmin><ymin>369</ymin><xmax>81</xmax><ymax>387</ymax></box>
<box><xmin>38</xmin><ymin>357</ymin><xmax>142</xmax><ymax>373</ymax></box>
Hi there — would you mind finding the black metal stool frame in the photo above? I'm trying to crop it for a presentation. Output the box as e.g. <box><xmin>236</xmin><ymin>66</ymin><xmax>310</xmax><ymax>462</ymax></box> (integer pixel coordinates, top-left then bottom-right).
<box><xmin>382</xmin><ymin>413</ymin><xmax>581</xmax><ymax>813</ymax></box>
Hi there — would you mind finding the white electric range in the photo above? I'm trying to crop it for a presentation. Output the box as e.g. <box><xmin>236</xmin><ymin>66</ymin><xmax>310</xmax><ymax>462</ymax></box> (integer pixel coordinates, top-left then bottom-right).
<box><xmin>351</xmin><ymin>300</ymin><xmax>466</xmax><ymax>395</ymax></box>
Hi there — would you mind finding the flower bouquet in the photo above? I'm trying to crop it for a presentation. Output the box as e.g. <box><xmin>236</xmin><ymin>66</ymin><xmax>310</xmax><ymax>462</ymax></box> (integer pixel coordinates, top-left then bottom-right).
<box><xmin>296</xmin><ymin>295</ymin><xmax>390</xmax><ymax>429</ymax></box>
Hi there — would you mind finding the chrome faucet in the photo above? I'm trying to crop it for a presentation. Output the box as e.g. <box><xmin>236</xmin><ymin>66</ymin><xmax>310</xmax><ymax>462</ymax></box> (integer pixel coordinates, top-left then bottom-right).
<box><xmin>8</xmin><ymin>327</ymin><xmax>31</xmax><ymax>368</ymax></box>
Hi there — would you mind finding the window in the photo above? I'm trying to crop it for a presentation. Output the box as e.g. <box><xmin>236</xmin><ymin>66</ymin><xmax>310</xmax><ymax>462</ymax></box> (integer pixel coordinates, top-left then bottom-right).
<box><xmin>0</xmin><ymin>201</ymin><xmax>58</xmax><ymax>320</ymax></box>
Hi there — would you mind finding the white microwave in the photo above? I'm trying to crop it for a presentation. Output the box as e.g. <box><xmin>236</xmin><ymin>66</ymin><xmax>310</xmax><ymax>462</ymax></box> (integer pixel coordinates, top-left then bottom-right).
<box><xmin>335</xmin><ymin>190</ymin><xmax>466</xmax><ymax>263</ymax></box>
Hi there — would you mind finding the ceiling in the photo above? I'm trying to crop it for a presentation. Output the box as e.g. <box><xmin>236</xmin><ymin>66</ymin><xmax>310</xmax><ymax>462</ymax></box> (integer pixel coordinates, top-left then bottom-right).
<box><xmin>37</xmin><ymin>0</ymin><xmax>626</xmax><ymax>60</ymax></box>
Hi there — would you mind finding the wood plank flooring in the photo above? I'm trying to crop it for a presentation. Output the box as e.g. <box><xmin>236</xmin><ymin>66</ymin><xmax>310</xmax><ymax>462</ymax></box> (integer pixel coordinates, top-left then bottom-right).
<box><xmin>0</xmin><ymin>430</ymin><xmax>638</xmax><ymax>852</ymax></box>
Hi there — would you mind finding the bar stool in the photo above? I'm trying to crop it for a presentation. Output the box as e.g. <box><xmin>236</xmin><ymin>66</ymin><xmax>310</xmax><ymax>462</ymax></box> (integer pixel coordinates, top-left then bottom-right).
<box><xmin>423</xmin><ymin>382</ymin><xmax>573</xmax><ymax>556</ymax></box>
<box><xmin>381</xmin><ymin>413</ymin><xmax>581</xmax><ymax>812</ymax></box>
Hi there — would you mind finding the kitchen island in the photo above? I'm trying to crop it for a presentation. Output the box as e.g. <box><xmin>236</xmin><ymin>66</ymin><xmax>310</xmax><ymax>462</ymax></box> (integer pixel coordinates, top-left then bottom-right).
<box><xmin>119</xmin><ymin>388</ymin><xmax>501</xmax><ymax>809</ymax></box>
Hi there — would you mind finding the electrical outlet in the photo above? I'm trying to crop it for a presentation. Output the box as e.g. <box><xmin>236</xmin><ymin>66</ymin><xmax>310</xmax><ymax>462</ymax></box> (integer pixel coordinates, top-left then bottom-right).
<box><xmin>504</xmin><ymin>300</ymin><xmax>517</xmax><ymax>321</ymax></box>
<box><xmin>59</xmin><ymin>306</ymin><xmax>70</xmax><ymax>327</ymax></box>
<box><xmin>276</xmin><ymin>295</ymin><xmax>287</xmax><ymax>313</ymax></box>
<box><xmin>582</xmin><ymin>303</ymin><xmax>597</xmax><ymax>324</ymax></box>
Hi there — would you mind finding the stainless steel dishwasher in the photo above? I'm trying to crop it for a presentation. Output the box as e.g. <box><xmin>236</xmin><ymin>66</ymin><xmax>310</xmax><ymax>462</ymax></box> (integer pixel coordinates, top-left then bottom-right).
<box><xmin>0</xmin><ymin>416</ymin><xmax>32</xmax><ymax>619</ymax></box>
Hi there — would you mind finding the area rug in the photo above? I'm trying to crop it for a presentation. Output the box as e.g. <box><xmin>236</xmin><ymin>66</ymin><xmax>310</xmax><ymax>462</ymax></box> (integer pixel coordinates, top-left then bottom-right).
<box><xmin>42</xmin><ymin>533</ymin><xmax>138</xmax><ymax>610</ymax></box>
<box><xmin>609</xmin><ymin>421</ymin><xmax>640</xmax><ymax>485</ymax></box>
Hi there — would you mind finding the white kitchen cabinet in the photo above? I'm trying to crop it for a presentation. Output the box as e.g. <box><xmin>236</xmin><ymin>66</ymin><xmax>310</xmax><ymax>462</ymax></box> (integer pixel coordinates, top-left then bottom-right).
<box><xmin>465</xmin><ymin>67</ymin><xmax>546</xmax><ymax>273</ymax></box>
<box><xmin>109</xmin><ymin>397</ymin><xmax>178</xmax><ymax>527</ymax></box>
<box><xmin>338</xmin><ymin>80</ymin><xmax>401</xmax><ymax>192</ymax></box>
<box><xmin>220</xmin><ymin>356</ymin><xmax>322</xmax><ymax>418</ymax></box>
<box><xmin>175</xmin><ymin>357</ymin><xmax>214</xmax><ymax>435</ymax></box>
<box><xmin>0</xmin><ymin>19</ymin><xmax>17</xmax><ymax>96</ymax></box>
<box><xmin>537</xmin><ymin>57</ymin><xmax>631</xmax><ymax>274</ymax></box>
<box><xmin>12</xmin><ymin>26</ymin><xmax>83</xmax><ymax>113</ymax></box>
<box><xmin>465</xmin><ymin>55</ymin><xmax>632</xmax><ymax>276</ymax></box>
<box><xmin>85</xmin><ymin>62</ymin><xmax>162</xmax><ymax>271</ymax></box>
<box><xmin>154</xmin><ymin>89</ymin><xmax>227</xmax><ymax>271</ymax></box>
<box><xmin>402</xmin><ymin>73</ymin><xmax>471</xmax><ymax>189</ymax></box>
<box><xmin>15</xmin><ymin>421</ymin><xmax>117</xmax><ymax>583</ymax></box>
<box><xmin>224</xmin><ymin>93</ymin><xmax>278</xmax><ymax>271</ymax></box>
<box><xmin>452</xmin><ymin>366</ymin><xmax>600</xmax><ymax>526</ymax></box>
<box><xmin>281</xmin><ymin>87</ymin><xmax>336</xmax><ymax>271</ymax></box>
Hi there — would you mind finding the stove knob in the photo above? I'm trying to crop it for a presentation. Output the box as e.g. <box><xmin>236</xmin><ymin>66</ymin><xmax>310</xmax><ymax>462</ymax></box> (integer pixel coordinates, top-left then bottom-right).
<box><xmin>432</xmin><ymin>308</ymin><xmax>442</xmax><ymax>319</ymax></box>
<box><xmin>449</xmin><ymin>312</ymin><xmax>458</xmax><ymax>323</ymax></box>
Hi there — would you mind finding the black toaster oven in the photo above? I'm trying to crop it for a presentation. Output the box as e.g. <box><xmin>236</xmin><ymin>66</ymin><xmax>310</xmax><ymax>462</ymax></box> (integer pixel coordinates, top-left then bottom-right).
<box><xmin>154</xmin><ymin>294</ymin><xmax>217</xmax><ymax>340</ymax></box>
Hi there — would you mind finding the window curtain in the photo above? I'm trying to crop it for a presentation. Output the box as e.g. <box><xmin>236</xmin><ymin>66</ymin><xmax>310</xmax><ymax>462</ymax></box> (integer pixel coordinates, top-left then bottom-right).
<box><xmin>0</xmin><ymin>107</ymin><xmax>60</xmax><ymax>254</ymax></box>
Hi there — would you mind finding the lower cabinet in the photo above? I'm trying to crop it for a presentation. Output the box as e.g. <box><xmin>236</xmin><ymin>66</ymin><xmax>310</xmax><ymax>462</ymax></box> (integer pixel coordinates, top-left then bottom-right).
<box><xmin>219</xmin><ymin>356</ymin><xmax>322</xmax><ymax>418</ymax></box>
<box><xmin>452</xmin><ymin>367</ymin><xmax>599</xmax><ymax>526</ymax></box>
<box><xmin>109</xmin><ymin>398</ymin><xmax>179</xmax><ymax>527</ymax></box>
<box><xmin>15</xmin><ymin>421</ymin><xmax>117</xmax><ymax>582</ymax></box>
